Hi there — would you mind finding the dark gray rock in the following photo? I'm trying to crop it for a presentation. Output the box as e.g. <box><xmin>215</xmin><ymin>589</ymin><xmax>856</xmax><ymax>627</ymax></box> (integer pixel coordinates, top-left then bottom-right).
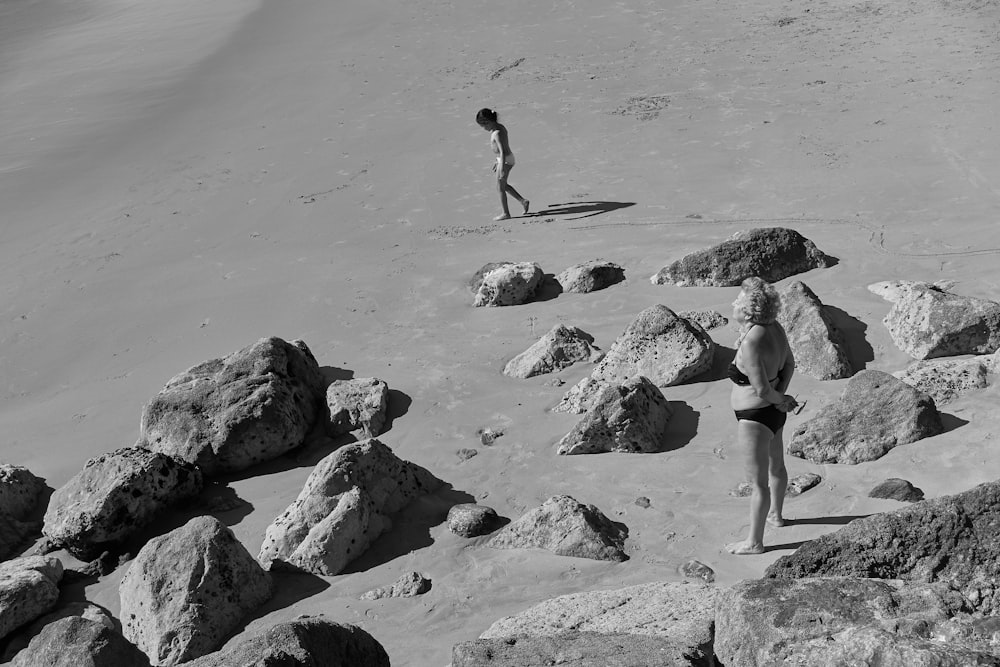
<box><xmin>557</xmin><ymin>376</ymin><xmax>673</xmax><ymax>455</ymax></box>
<box><xmin>448</xmin><ymin>504</ymin><xmax>501</xmax><ymax>537</ymax></box>
<box><xmin>680</xmin><ymin>560</ymin><xmax>715</xmax><ymax>583</ymax></box>
<box><xmin>870</xmin><ymin>478</ymin><xmax>925</xmax><ymax>502</ymax></box>
<box><xmin>503</xmin><ymin>324</ymin><xmax>602</xmax><ymax>379</ymax></box>
<box><xmin>326</xmin><ymin>377</ymin><xmax>389</xmax><ymax>437</ymax></box>
<box><xmin>360</xmin><ymin>571</ymin><xmax>431</xmax><ymax>600</ymax></box>
<box><xmin>778</xmin><ymin>280</ymin><xmax>853</xmax><ymax>380</ymax></box>
<box><xmin>555</xmin><ymin>260</ymin><xmax>626</xmax><ymax>293</ymax></box>
<box><xmin>10</xmin><ymin>616</ymin><xmax>150</xmax><ymax>667</ymax></box>
<box><xmin>650</xmin><ymin>227</ymin><xmax>833</xmax><ymax>287</ymax></box>
<box><xmin>473</xmin><ymin>262</ymin><xmax>544</xmax><ymax>307</ymax></box>
<box><xmin>0</xmin><ymin>465</ymin><xmax>46</xmax><ymax>561</ymax></box>
<box><xmin>787</xmin><ymin>370</ymin><xmax>943</xmax><ymax>464</ymax></box>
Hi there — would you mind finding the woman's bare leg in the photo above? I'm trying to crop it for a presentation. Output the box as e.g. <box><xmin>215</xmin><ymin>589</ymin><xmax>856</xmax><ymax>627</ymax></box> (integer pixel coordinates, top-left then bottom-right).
<box><xmin>767</xmin><ymin>428</ymin><xmax>788</xmax><ymax>527</ymax></box>
<box><xmin>727</xmin><ymin>420</ymin><xmax>773</xmax><ymax>555</ymax></box>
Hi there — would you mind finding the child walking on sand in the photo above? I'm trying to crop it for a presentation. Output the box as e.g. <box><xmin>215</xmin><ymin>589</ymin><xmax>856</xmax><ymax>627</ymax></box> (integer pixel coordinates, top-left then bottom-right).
<box><xmin>476</xmin><ymin>108</ymin><xmax>529</xmax><ymax>221</ymax></box>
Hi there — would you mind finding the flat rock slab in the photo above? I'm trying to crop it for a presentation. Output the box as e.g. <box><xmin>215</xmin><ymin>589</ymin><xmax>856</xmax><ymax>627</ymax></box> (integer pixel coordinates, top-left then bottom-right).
<box><xmin>894</xmin><ymin>356</ymin><xmax>991</xmax><ymax>404</ymax></box>
<box><xmin>555</xmin><ymin>259</ymin><xmax>625</xmax><ymax>293</ymax></box>
<box><xmin>777</xmin><ymin>280</ymin><xmax>853</xmax><ymax>380</ymax></box>
<box><xmin>557</xmin><ymin>376</ymin><xmax>673</xmax><ymax>454</ymax></box>
<box><xmin>503</xmin><ymin>324</ymin><xmax>602</xmax><ymax>379</ymax></box>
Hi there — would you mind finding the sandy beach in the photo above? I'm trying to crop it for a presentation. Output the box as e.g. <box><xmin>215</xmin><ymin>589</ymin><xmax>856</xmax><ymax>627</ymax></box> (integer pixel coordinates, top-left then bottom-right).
<box><xmin>3</xmin><ymin>0</ymin><xmax>1000</xmax><ymax>663</ymax></box>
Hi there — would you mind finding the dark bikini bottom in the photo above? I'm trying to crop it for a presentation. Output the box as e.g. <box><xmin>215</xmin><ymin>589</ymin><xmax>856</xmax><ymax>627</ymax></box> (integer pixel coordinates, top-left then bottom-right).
<box><xmin>734</xmin><ymin>405</ymin><xmax>787</xmax><ymax>434</ymax></box>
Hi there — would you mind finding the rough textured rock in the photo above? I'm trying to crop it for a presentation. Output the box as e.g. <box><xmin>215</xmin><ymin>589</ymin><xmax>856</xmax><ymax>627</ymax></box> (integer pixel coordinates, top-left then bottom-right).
<box><xmin>677</xmin><ymin>309</ymin><xmax>728</xmax><ymax>331</ymax></box>
<box><xmin>503</xmin><ymin>324</ymin><xmax>603</xmax><ymax>378</ymax></box>
<box><xmin>1</xmin><ymin>601</ymin><xmax>116</xmax><ymax>662</ymax></box>
<box><xmin>787</xmin><ymin>370</ymin><xmax>943</xmax><ymax>464</ymax></box>
<box><xmin>715</xmin><ymin>577</ymin><xmax>998</xmax><ymax>667</ymax></box>
<box><xmin>182</xmin><ymin>616</ymin><xmax>390</xmax><ymax>667</ymax></box>
<box><xmin>258</xmin><ymin>438</ymin><xmax>443</xmax><ymax>575</ymax></box>
<box><xmin>447</xmin><ymin>504</ymin><xmax>501</xmax><ymax>537</ymax></box>
<box><xmin>0</xmin><ymin>465</ymin><xmax>46</xmax><ymax>561</ymax></box>
<box><xmin>486</xmin><ymin>495</ymin><xmax>627</xmax><ymax>562</ymax></box>
<box><xmin>119</xmin><ymin>515</ymin><xmax>273</xmax><ymax>665</ymax></box>
<box><xmin>326</xmin><ymin>377</ymin><xmax>389</xmax><ymax>438</ymax></box>
<box><xmin>894</xmin><ymin>356</ymin><xmax>991</xmax><ymax>404</ymax></box>
<box><xmin>680</xmin><ymin>560</ymin><xmax>715</xmax><ymax>583</ymax></box>
<box><xmin>553</xmin><ymin>305</ymin><xmax>714</xmax><ymax>414</ymax></box>
<box><xmin>650</xmin><ymin>227</ymin><xmax>833</xmax><ymax>287</ymax></box>
<box><xmin>869</xmin><ymin>478</ymin><xmax>925</xmax><ymax>502</ymax></box>
<box><xmin>765</xmin><ymin>480</ymin><xmax>1000</xmax><ymax>614</ymax></box>
<box><xmin>786</xmin><ymin>472</ymin><xmax>822</xmax><ymax>496</ymax></box>
<box><xmin>42</xmin><ymin>447</ymin><xmax>203</xmax><ymax>560</ymax></box>
<box><xmin>555</xmin><ymin>259</ymin><xmax>625</xmax><ymax>293</ymax></box>
<box><xmin>0</xmin><ymin>556</ymin><xmax>63</xmax><ymax>642</ymax></box>
<box><xmin>556</xmin><ymin>376</ymin><xmax>673</xmax><ymax>454</ymax></box>
<box><xmin>10</xmin><ymin>616</ymin><xmax>150</xmax><ymax>667</ymax></box>
<box><xmin>777</xmin><ymin>280</ymin><xmax>853</xmax><ymax>380</ymax></box>
<box><xmin>472</xmin><ymin>261</ymin><xmax>544</xmax><ymax>307</ymax></box>
<box><xmin>869</xmin><ymin>280</ymin><xmax>1000</xmax><ymax>359</ymax></box>
<box><xmin>360</xmin><ymin>571</ymin><xmax>431</xmax><ymax>600</ymax></box>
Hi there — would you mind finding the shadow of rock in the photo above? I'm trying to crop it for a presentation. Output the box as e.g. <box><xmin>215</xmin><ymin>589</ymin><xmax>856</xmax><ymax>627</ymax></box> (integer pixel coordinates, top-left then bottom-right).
<box><xmin>686</xmin><ymin>344</ymin><xmax>736</xmax><ymax>384</ymax></box>
<box><xmin>939</xmin><ymin>413</ymin><xmax>969</xmax><ymax>434</ymax></box>
<box><xmin>824</xmin><ymin>305</ymin><xmax>874</xmax><ymax>372</ymax></box>
<box><xmin>382</xmin><ymin>389</ymin><xmax>411</xmax><ymax>433</ymax></box>
<box><xmin>214</xmin><ymin>431</ymin><xmax>356</xmax><ymax>484</ymax></box>
<box><xmin>783</xmin><ymin>514</ymin><xmax>871</xmax><ymax>527</ymax></box>
<box><xmin>319</xmin><ymin>366</ymin><xmax>354</xmax><ymax>386</ymax></box>
<box><xmin>253</xmin><ymin>570</ymin><xmax>331</xmax><ymax>616</ymax></box>
<box><xmin>765</xmin><ymin>540</ymin><xmax>810</xmax><ymax>553</ymax></box>
<box><xmin>195</xmin><ymin>482</ymin><xmax>254</xmax><ymax>527</ymax></box>
<box><xmin>664</xmin><ymin>402</ymin><xmax>700</xmax><ymax>452</ymax></box>
<box><xmin>532</xmin><ymin>274</ymin><xmax>564</xmax><ymax>303</ymax></box>
<box><xmin>525</xmin><ymin>201</ymin><xmax>636</xmax><ymax>221</ymax></box>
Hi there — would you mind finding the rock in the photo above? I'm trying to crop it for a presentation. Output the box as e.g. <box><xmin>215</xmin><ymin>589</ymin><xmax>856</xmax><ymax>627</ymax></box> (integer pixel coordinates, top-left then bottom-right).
<box><xmin>181</xmin><ymin>615</ymin><xmax>390</xmax><ymax>667</ymax></box>
<box><xmin>503</xmin><ymin>325</ymin><xmax>603</xmax><ymax>379</ymax></box>
<box><xmin>10</xmin><ymin>616</ymin><xmax>150</xmax><ymax>667</ymax></box>
<box><xmin>869</xmin><ymin>478</ymin><xmax>925</xmax><ymax>502</ymax></box>
<box><xmin>486</xmin><ymin>495</ymin><xmax>627</xmax><ymax>562</ymax></box>
<box><xmin>456</xmin><ymin>448</ymin><xmax>478</xmax><ymax>461</ymax></box>
<box><xmin>777</xmin><ymin>281</ymin><xmax>853</xmax><ymax>380</ymax></box>
<box><xmin>0</xmin><ymin>465</ymin><xmax>46</xmax><ymax>560</ymax></box>
<box><xmin>553</xmin><ymin>305</ymin><xmax>714</xmax><ymax>414</ymax></box>
<box><xmin>138</xmin><ymin>337</ymin><xmax>326</xmax><ymax>476</ymax></box>
<box><xmin>447</xmin><ymin>504</ymin><xmax>501</xmax><ymax>537</ymax></box>
<box><xmin>714</xmin><ymin>577</ymin><xmax>997</xmax><ymax>667</ymax></box>
<box><xmin>555</xmin><ymin>260</ymin><xmax>625</xmax><ymax>293</ymax></box>
<box><xmin>556</xmin><ymin>376</ymin><xmax>673</xmax><ymax>455</ymax></box>
<box><xmin>473</xmin><ymin>262</ymin><xmax>544</xmax><ymax>307</ymax></box>
<box><xmin>42</xmin><ymin>447</ymin><xmax>203</xmax><ymax>561</ymax></box>
<box><xmin>764</xmin><ymin>479</ymin><xmax>1000</xmax><ymax>614</ymax></box>
<box><xmin>894</xmin><ymin>356</ymin><xmax>991</xmax><ymax>404</ymax></box>
<box><xmin>119</xmin><ymin>515</ymin><xmax>272</xmax><ymax>665</ymax></box>
<box><xmin>326</xmin><ymin>377</ymin><xmax>389</xmax><ymax>438</ymax></box>
<box><xmin>677</xmin><ymin>309</ymin><xmax>729</xmax><ymax>331</ymax></box>
<box><xmin>0</xmin><ymin>601</ymin><xmax>115</xmax><ymax>662</ymax></box>
<box><xmin>634</xmin><ymin>497</ymin><xmax>651</xmax><ymax>508</ymax></box>
<box><xmin>869</xmin><ymin>281</ymin><xmax>1000</xmax><ymax>359</ymax></box>
<box><xmin>786</xmin><ymin>472</ymin><xmax>822</xmax><ymax>496</ymax></box>
<box><xmin>650</xmin><ymin>227</ymin><xmax>833</xmax><ymax>287</ymax></box>
<box><xmin>479</xmin><ymin>427</ymin><xmax>504</xmax><ymax>445</ymax></box>
<box><xmin>680</xmin><ymin>560</ymin><xmax>715</xmax><ymax>583</ymax></box>
<box><xmin>360</xmin><ymin>571</ymin><xmax>431</xmax><ymax>600</ymax></box>
<box><xmin>258</xmin><ymin>438</ymin><xmax>443</xmax><ymax>576</ymax></box>
<box><xmin>0</xmin><ymin>556</ymin><xmax>63</xmax><ymax>642</ymax></box>
<box><xmin>787</xmin><ymin>370</ymin><xmax>943</xmax><ymax>464</ymax></box>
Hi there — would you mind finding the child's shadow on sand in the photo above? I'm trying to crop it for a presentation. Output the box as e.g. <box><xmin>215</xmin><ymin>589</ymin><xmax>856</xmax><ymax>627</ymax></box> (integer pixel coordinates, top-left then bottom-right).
<box><xmin>525</xmin><ymin>201</ymin><xmax>635</xmax><ymax>220</ymax></box>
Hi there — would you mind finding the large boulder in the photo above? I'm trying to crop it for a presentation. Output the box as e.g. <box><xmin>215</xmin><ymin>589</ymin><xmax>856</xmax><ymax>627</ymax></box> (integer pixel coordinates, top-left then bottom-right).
<box><xmin>869</xmin><ymin>280</ymin><xmax>1000</xmax><ymax>359</ymax></box>
<box><xmin>553</xmin><ymin>305</ymin><xmax>714</xmax><ymax>414</ymax></box>
<box><xmin>486</xmin><ymin>495</ymin><xmax>627</xmax><ymax>562</ymax></box>
<box><xmin>555</xmin><ymin>259</ymin><xmax>625</xmax><ymax>293</ymax></box>
<box><xmin>258</xmin><ymin>438</ymin><xmax>443</xmax><ymax>576</ymax></box>
<box><xmin>119</xmin><ymin>515</ymin><xmax>272</xmax><ymax>665</ymax></box>
<box><xmin>42</xmin><ymin>447</ymin><xmax>203</xmax><ymax>560</ymax></box>
<box><xmin>787</xmin><ymin>370</ymin><xmax>943</xmax><ymax>464</ymax></box>
<box><xmin>0</xmin><ymin>465</ymin><xmax>46</xmax><ymax>561</ymax></box>
<box><xmin>503</xmin><ymin>324</ymin><xmax>602</xmax><ymax>379</ymax></box>
<box><xmin>715</xmin><ymin>577</ymin><xmax>998</xmax><ymax>666</ymax></box>
<box><xmin>326</xmin><ymin>377</ymin><xmax>389</xmax><ymax>438</ymax></box>
<box><xmin>765</xmin><ymin>480</ymin><xmax>1000</xmax><ymax>614</ymax></box>
<box><xmin>777</xmin><ymin>280</ymin><xmax>853</xmax><ymax>380</ymax></box>
<box><xmin>0</xmin><ymin>601</ymin><xmax>115</xmax><ymax>663</ymax></box>
<box><xmin>894</xmin><ymin>356</ymin><xmax>992</xmax><ymax>405</ymax></box>
<box><xmin>182</xmin><ymin>616</ymin><xmax>390</xmax><ymax>667</ymax></box>
<box><xmin>472</xmin><ymin>261</ymin><xmax>544</xmax><ymax>307</ymax></box>
<box><xmin>0</xmin><ymin>556</ymin><xmax>63</xmax><ymax>642</ymax></box>
<box><xmin>138</xmin><ymin>337</ymin><xmax>327</xmax><ymax>476</ymax></box>
<box><xmin>10</xmin><ymin>616</ymin><xmax>150</xmax><ymax>667</ymax></box>
<box><xmin>556</xmin><ymin>376</ymin><xmax>673</xmax><ymax>455</ymax></box>
<box><xmin>650</xmin><ymin>227</ymin><xmax>833</xmax><ymax>287</ymax></box>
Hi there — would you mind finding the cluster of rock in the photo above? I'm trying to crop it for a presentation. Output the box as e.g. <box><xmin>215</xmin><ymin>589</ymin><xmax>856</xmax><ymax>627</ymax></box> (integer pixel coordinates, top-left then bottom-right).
<box><xmin>471</xmin><ymin>259</ymin><xmax>625</xmax><ymax>307</ymax></box>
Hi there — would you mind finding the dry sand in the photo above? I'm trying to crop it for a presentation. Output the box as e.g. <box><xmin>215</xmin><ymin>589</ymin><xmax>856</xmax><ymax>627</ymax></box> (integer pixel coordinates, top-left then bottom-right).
<box><xmin>2</xmin><ymin>0</ymin><xmax>1000</xmax><ymax>664</ymax></box>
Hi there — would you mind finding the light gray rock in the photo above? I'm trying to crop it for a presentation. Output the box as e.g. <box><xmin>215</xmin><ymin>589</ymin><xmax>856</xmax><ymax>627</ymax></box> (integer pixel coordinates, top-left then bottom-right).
<box><xmin>777</xmin><ymin>280</ymin><xmax>853</xmax><ymax>380</ymax></box>
<box><xmin>503</xmin><ymin>325</ymin><xmax>602</xmax><ymax>379</ymax></box>
<box><xmin>869</xmin><ymin>478</ymin><xmax>925</xmax><ymax>502</ymax></box>
<box><xmin>10</xmin><ymin>616</ymin><xmax>150</xmax><ymax>667</ymax></box>
<box><xmin>326</xmin><ymin>377</ymin><xmax>389</xmax><ymax>438</ymax></box>
<box><xmin>42</xmin><ymin>447</ymin><xmax>203</xmax><ymax>560</ymax></box>
<box><xmin>119</xmin><ymin>516</ymin><xmax>272</xmax><ymax>666</ymax></box>
<box><xmin>556</xmin><ymin>376</ymin><xmax>673</xmax><ymax>455</ymax></box>
<box><xmin>778</xmin><ymin>625</ymin><xmax>1000</xmax><ymax>665</ymax></box>
<box><xmin>0</xmin><ymin>465</ymin><xmax>46</xmax><ymax>561</ymax></box>
<box><xmin>447</xmin><ymin>504</ymin><xmax>501</xmax><ymax>537</ymax></box>
<box><xmin>0</xmin><ymin>556</ymin><xmax>63</xmax><ymax>642</ymax></box>
<box><xmin>788</xmin><ymin>370</ymin><xmax>943</xmax><ymax>464</ymax></box>
<box><xmin>138</xmin><ymin>337</ymin><xmax>326</xmax><ymax>476</ymax></box>
<box><xmin>486</xmin><ymin>495</ymin><xmax>627</xmax><ymax>562</ymax></box>
<box><xmin>650</xmin><ymin>227</ymin><xmax>833</xmax><ymax>287</ymax></box>
<box><xmin>869</xmin><ymin>280</ymin><xmax>1000</xmax><ymax>359</ymax></box>
<box><xmin>555</xmin><ymin>260</ymin><xmax>625</xmax><ymax>293</ymax></box>
<box><xmin>894</xmin><ymin>356</ymin><xmax>991</xmax><ymax>404</ymax></box>
<box><xmin>181</xmin><ymin>616</ymin><xmax>390</xmax><ymax>667</ymax></box>
<box><xmin>677</xmin><ymin>309</ymin><xmax>729</xmax><ymax>331</ymax></box>
<box><xmin>473</xmin><ymin>262</ymin><xmax>544</xmax><ymax>307</ymax></box>
<box><xmin>258</xmin><ymin>438</ymin><xmax>443</xmax><ymax>576</ymax></box>
<box><xmin>786</xmin><ymin>472</ymin><xmax>822</xmax><ymax>496</ymax></box>
<box><xmin>360</xmin><ymin>571</ymin><xmax>431</xmax><ymax>600</ymax></box>
<box><xmin>553</xmin><ymin>305</ymin><xmax>714</xmax><ymax>414</ymax></box>
<box><xmin>680</xmin><ymin>560</ymin><xmax>715</xmax><ymax>583</ymax></box>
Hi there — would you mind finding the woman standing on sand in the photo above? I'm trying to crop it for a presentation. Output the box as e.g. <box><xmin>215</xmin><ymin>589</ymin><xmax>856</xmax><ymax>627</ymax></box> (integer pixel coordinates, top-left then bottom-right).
<box><xmin>476</xmin><ymin>108</ymin><xmax>529</xmax><ymax>221</ymax></box>
<box><xmin>725</xmin><ymin>277</ymin><xmax>798</xmax><ymax>556</ymax></box>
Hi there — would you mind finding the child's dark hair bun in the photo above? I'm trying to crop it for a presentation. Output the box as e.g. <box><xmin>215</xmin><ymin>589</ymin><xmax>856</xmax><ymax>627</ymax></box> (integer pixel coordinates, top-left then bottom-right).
<box><xmin>476</xmin><ymin>108</ymin><xmax>498</xmax><ymax>124</ymax></box>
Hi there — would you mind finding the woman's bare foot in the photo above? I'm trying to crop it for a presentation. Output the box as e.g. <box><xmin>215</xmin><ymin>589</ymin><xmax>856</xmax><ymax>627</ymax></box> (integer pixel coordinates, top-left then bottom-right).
<box><xmin>766</xmin><ymin>514</ymin><xmax>787</xmax><ymax>528</ymax></box>
<box><xmin>726</xmin><ymin>541</ymin><xmax>765</xmax><ymax>555</ymax></box>
<box><xmin>522</xmin><ymin>199</ymin><xmax>530</xmax><ymax>215</ymax></box>
<box><xmin>493</xmin><ymin>213</ymin><xmax>511</xmax><ymax>221</ymax></box>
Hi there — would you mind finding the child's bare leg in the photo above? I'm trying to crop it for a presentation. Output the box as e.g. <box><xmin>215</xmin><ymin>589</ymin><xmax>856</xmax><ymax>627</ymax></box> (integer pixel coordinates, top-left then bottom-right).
<box><xmin>495</xmin><ymin>169</ymin><xmax>512</xmax><ymax>220</ymax></box>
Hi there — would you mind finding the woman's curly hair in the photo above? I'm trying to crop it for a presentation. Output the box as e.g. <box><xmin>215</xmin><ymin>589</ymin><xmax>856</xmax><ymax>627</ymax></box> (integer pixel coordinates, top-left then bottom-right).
<box><xmin>734</xmin><ymin>276</ymin><xmax>781</xmax><ymax>324</ymax></box>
